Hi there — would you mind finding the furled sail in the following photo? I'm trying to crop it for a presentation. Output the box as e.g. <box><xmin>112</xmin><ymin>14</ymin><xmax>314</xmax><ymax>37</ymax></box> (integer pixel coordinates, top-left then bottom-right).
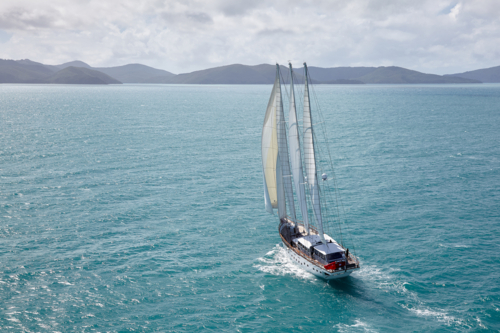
<box><xmin>303</xmin><ymin>63</ymin><xmax>326</xmax><ymax>244</ymax></box>
<box><xmin>288</xmin><ymin>63</ymin><xmax>309</xmax><ymax>231</ymax></box>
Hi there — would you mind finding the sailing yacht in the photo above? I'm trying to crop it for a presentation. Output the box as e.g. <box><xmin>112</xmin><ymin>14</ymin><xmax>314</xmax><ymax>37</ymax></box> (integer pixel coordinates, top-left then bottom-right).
<box><xmin>261</xmin><ymin>63</ymin><xmax>360</xmax><ymax>280</ymax></box>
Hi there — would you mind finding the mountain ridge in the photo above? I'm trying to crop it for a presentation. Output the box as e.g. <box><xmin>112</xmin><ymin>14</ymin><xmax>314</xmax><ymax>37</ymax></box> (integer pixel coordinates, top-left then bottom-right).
<box><xmin>1</xmin><ymin>58</ymin><xmax>498</xmax><ymax>84</ymax></box>
<box><xmin>445</xmin><ymin>65</ymin><xmax>500</xmax><ymax>83</ymax></box>
<box><xmin>354</xmin><ymin>66</ymin><xmax>479</xmax><ymax>84</ymax></box>
<box><xmin>46</xmin><ymin>66</ymin><xmax>121</xmax><ymax>84</ymax></box>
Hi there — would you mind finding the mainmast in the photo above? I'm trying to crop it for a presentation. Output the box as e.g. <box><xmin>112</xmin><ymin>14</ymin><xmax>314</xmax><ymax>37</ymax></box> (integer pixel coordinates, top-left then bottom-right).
<box><xmin>288</xmin><ymin>63</ymin><xmax>309</xmax><ymax>232</ymax></box>
<box><xmin>303</xmin><ymin>62</ymin><xmax>327</xmax><ymax>245</ymax></box>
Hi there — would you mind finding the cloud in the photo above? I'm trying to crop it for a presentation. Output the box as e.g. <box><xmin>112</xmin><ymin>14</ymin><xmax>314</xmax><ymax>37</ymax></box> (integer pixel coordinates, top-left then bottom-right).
<box><xmin>0</xmin><ymin>7</ymin><xmax>61</xmax><ymax>30</ymax></box>
<box><xmin>0</xmin><ymin>0</ymin><xmax>498</xmax><ymax>74</ymax></box>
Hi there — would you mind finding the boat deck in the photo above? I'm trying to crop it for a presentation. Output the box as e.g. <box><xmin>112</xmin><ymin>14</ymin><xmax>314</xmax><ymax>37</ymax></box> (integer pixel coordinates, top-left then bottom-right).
<box><xmin>279</xmin><ymin>218</ymin><xmax>359</xmax><ymax>271</ymax></box>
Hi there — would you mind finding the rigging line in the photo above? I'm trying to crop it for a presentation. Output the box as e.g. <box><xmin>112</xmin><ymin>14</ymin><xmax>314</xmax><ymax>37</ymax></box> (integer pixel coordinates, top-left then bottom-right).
<box><xmin>318</xmin><ymin>149</ymin><xmax>352</xmax><ymax>251</ymax></box>
<box><xmin>307</xmin><ymin>71</ymin><xmax>355</xmax><ymax>253</ymax></box>
<box><xmin>313</xmin><ymin>106</ymin><xmax>348</xmax><ymax>250</ymax></box>
<box><xmin>312</xmin><ymin>84</ymin><xmax>357</xmax><ymax>257</ymax></box>
<box><xmin>308</xmin><ymin>115</ymin><xmax>356</xmax><ymax>256</ymax></box>
<box><xmin>324</xmin><ymin>178</ymin><xmax>344</xmax><ymax>245</ymax></box>
<box><xmin>313</xmin><ymin>129</ymin><xmax>344</xmax><ymax>247</ymax></box>
<box><xmin>309</xmin><ymin>84</ymin><xmax>357</xmax><ymax>254</ymax></box>
<box><xmin>318</xmin><ymin>181</ymin><xmax>335</xmax><ymax>241</ymax></box>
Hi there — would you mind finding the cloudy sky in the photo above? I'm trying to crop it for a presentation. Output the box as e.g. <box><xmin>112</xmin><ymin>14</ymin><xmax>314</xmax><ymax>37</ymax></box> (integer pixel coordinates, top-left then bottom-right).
<box><xmin>0</xmin><ymin>0</ymin><xmax>498</xmax><ymax>74</ymax></box>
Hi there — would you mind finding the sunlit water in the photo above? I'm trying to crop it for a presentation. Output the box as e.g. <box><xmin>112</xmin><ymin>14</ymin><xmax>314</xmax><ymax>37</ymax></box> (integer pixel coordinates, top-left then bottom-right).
<box><xmin>1</xmin><ymin>83</ymin><xmax>499</xmax><ymax>332</ymax></box>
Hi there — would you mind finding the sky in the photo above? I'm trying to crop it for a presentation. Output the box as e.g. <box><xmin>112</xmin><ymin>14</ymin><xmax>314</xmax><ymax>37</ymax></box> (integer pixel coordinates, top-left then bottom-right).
<box><xmin>0</xmin><ymin>0</ymin><xmax>499</xmax><ymax>74</ymax></box>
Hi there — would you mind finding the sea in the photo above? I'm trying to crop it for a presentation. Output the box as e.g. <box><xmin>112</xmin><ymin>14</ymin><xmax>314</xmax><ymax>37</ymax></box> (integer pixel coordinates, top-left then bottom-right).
<box><xmin>1</xmin><ymin>83</ymin><xmax>499</xmax><ymax>332</ymax></box>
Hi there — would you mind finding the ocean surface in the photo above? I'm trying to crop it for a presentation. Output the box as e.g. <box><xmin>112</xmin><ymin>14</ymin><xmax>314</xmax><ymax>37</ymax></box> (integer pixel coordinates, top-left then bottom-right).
<box><xmin>1</xmin><ymin>83</ymin><xmax>499</xmax><ymax>332</ymax></box>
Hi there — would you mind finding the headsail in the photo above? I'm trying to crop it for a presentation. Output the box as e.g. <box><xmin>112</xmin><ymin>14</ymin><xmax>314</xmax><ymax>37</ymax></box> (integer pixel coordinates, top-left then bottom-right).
<box><xmin>261</xmin><ymin>68</ymin><xmax>280</xmax><ymax>214</ymax></box>
<box><xmin>303</xmin><ymin>63</ymin><xmax>326</xmax><ymax>244</ymax></box>
<box><xmin>288</xmin><ymin>63</ymin><xmax>309</xmax><ymax>232</ymax></box>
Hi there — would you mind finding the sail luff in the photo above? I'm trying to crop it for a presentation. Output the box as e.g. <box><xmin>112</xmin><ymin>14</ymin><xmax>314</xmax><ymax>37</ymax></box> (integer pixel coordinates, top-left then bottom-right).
<box><xmin>276</xmin><ymin>65</ymin><xmax>296</xmax><ymax>222</ymax></box>
<box><xmin>288</xmin><ymin>63</ymin><xmax>309</xmax><ymax>232</ymax></box>
<box><xmin>303</xmin><ymin>62</ymin><xmax>326</xmax><ymax>244</ymax></box>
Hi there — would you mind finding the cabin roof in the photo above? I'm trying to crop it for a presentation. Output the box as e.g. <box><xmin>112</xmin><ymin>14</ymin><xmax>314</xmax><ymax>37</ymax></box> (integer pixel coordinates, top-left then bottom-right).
<box><xmin>293</xmin><ymin>235</ymin><xmax>345</xmax><ymax>255</ymax></box>
<box><xmin>294</xmin><ymin>234</ymin><xmax>321</xmax><ymax>248</ymax></box>
<box><xmin>314</xmin><ymin>242</ymin><xmax>344</xmax><ymax>255</ymax></box>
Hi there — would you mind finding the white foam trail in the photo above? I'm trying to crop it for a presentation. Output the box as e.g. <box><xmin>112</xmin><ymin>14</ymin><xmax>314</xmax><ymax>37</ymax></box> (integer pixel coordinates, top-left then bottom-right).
<box><xmin>351</xmin><ymin>264</ymin><xmax>405</xmax><ymax>294</ymax></box>
<box><xmin>58</xmin><ymin>281</ymin><xmax>73</xmax><ymax>286</ymax></box>
<box><xmin>438</xmin><ymin>243</ymin><xmax>471</xmax><ymax>248</ymax></box>
<box><xmin>334</xmin><ymin>319</ymin><xmax>378</xmax><ymax>333</ymax></box>
<box><xmin>405</xmin><ymin>306</ymin><xmax>464</xmax><ymax>327</ymax></box>
<box><xmin>356</xmin><ymin>265</ymin><xmax>464</xmax><ymax>327</ymax></box>
<box><xmin>254</xmin><ymin>244</ymin><xmax>314</xmax><ymax>280</ymax></box>
<box><xmin>453</xmin><ymin>244</ymin><xmax>471</xmax><ymax>248</ymax></box>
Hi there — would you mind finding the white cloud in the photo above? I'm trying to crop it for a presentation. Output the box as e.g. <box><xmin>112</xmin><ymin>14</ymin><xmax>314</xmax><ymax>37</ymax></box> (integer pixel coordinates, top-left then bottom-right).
<box><xmin>0</xmin><ymin>0</ymin><xmax>498</xmax><ymax>74</ymax></box>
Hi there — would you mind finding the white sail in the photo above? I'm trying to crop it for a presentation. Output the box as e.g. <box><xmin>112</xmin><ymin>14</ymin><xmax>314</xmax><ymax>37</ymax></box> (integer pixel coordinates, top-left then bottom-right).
<box><xmin>288</xmin><ymin>63</ymin><xmax>309</xmax><ymax>231</ymax></box>
<box><xmin>275</xmin><ymin>66</ymin><xmax>297</xmax><ymax>222</ymax></box>
<box><xmin>303</xmin><ymin>63</ymin><xmax>326</xmax><ymax>244</ymax></box>
<box><xmin>261</xmin><ymin>70</ymin><xmax>280</xmax><ymax>214</ymax></box>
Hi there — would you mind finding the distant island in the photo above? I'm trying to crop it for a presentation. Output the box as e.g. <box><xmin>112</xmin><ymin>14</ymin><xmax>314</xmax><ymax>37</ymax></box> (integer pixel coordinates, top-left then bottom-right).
<box><xmin>1</xmin><ymin>58</ymin><xmax>499</xmax><ymax>85</ymax></box>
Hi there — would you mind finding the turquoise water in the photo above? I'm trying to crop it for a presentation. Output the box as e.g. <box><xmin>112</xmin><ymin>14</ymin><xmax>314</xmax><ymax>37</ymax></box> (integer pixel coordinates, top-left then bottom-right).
<box><xmin>1</xmin><ymin>83</ymin><xmax>499</xmax><ymax>332</ymax></box>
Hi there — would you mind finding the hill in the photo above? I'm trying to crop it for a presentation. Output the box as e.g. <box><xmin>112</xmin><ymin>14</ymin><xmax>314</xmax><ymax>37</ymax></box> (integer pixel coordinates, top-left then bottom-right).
<box><xmin>154</xmin><ymin>64</ymin><xmax>479</xmax><ymax>84</ymax></box>
<box><xmin>55</xmin><ymin>60</ymin><xmax>93</xmax><ymax>70</ymax></box>
<box><xmin>446</xmin><ymin>65</ymin><xmax>500</xmax><ymax>83</ymax></box>
<box><xmin>0</xmin><ymin>59</ymin><xmax>56</xmax><ymax>83</ymax></box>
<box><xmin>294</xmin><ymin>66</ymin><xmax>377</xmax><ymax>82</ymax></box>
<box><xmin>1</xmin><ymin>58</ymin><xmax>492</xmax><ymax>85</ymax></box>
<box><xmin>0</xmin><ymin>59</ymin><xmax>122</xmax><ymax>84</ymax></box>
<box><xmin>320</xmin><ymin>79</ymin><xmax>364</xmax><ymax>84</ymax></box>
<box><xmin>53</xmin><ymin>61</ymin><xmax>175</xmax><ymax>83</ymax></box>
<box><xmin>150</xmin><ymin>64</ymin><xmax>310</xmax><ymax>84</ymax></box>
<box><xmin>46</xmin><ymin>66</ymin><xmax>121</xmax><ymax>84</ymax></box>
<box><xmin>156</xmin><ymin>64</ymin><xmax>278</xmax><ymax>84</ymax></box>
<box><xmin>94</xmin><ymin>64</ymin><xmax>175</xmax><ymax>83</ymax></box>
<box><xmin>355</xmin><ymin>66</ymin><xmax>480</xmax><ymax>84</ymax></box>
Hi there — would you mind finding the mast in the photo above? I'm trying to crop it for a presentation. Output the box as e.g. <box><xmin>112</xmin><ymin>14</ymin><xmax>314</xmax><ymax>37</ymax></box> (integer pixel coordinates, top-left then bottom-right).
<box><xmin>275</xmin><ymin>65</ymin><xmax>296</xmax><ymax>222</ymax></box>
<box><xmin>288</xmin><ymin>63</ymin><xmax>309</xmax><ymax>232</ymax></box>
<box><xmin>303</xmin><ymin>62</ymin><xmax>326</xmax><ymax>245</ymax></box>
